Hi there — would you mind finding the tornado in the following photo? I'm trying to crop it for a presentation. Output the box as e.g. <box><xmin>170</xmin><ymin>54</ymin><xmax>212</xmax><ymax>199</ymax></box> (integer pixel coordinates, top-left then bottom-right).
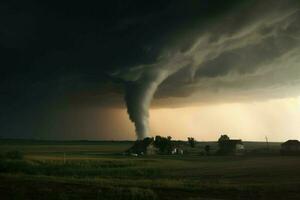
<box><xmin>124</xmin><ymin>70</ymin><xmax>168</xmax><ymax>139</ymax></box>
<box><xmin>123</xmin><ymin>54</ymin><xmax>191</xmax><ymax>139</ymax></box>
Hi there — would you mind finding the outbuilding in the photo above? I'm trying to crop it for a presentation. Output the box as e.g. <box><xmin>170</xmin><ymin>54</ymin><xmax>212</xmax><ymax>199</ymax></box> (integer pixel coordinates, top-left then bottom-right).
<box><xmin>218</xmin><ymin>139</ymin><xmax>245</xmax><ymax>155</ymax></box>
<box><xmin>281</xmin><ymin>140</ymin><xmax>300</xmax><ymax>155</ymax></box>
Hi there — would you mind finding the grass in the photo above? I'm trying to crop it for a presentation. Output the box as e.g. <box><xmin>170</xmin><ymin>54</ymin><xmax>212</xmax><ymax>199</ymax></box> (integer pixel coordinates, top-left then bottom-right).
<box><xmin>0</xmin><ymin>139</ymin><xmax>299</xmax><ymax>200</ymax></box>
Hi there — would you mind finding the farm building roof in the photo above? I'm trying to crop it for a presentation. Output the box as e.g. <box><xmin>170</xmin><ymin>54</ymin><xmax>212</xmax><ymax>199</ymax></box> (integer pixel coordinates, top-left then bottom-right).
<box><xmin>282</xmin><ymin>140</ymin><xmax>300</xmax><ymax>146</ymax></box>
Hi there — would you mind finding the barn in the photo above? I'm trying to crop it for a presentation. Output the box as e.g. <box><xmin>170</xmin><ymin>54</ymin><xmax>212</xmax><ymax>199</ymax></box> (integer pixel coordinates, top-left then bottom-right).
<box><xmin>281</xmin><ymin>140</ymin><xmax>300</xmax><ymax>155</ymax></box>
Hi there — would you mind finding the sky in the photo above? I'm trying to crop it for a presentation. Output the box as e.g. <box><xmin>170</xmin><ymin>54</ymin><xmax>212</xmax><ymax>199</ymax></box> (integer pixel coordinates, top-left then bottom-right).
<box><xmin>1</xmin><ymin>0</ymin><xmax>300</xmax><ymax>141</ymax></box>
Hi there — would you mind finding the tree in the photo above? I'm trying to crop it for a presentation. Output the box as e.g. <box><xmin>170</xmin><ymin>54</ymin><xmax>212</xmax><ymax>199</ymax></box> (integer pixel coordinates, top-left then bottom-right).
<box><xmin>218</xmin><ymin>135</ymin><xmax>230</xmax><ymax>143</ymax></box>
<box><xmin>154</xmin><ymin>136</ymin><xmax>173</xmax><ymax>154</ymax></box>
<box><xmin>187</xmin><ymin>137</ymin><xmax>196</xmax><ymax>148</ymax></box>
<box><xmin>217</xmin><ymin>134</ymin><xmax>231</xmax><ymax>155</ymax></box>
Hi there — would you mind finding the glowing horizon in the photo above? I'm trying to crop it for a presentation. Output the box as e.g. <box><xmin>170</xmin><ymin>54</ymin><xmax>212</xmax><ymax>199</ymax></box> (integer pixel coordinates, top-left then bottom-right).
<box><xmin>146</xmin><ymin>96</ymin><xmax>300</xmax><ymax>142</ymax></box>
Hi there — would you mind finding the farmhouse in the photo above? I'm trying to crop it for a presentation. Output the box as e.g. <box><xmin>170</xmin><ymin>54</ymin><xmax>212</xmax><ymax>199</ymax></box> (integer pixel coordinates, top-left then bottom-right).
<box><xmin>218</xmin><ymin>139</ymin><xmax>245</xmax><ymax>155</ymax></box>
<box><xmin>171</xmin><ymin>147</ymin><xmax>184</xmax><ymax>155</ymax></box>
<box><xmin>126</xmin><ymin>136</ymin><xmax>180</xmax><ymax>155</ymax></box>
<box><xmin>126</xmin><ymin>138</ymin><xmax>159</xmax><ymax>155</ymax></box>
<box><xmin>281</xmin><ymin>140</ymin><xmax>300</xmax><ymax>155</ymax></box>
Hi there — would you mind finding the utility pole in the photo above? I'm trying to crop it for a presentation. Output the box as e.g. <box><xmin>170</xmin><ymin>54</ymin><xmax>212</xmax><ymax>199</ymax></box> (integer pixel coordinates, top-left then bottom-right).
<box><xmin>265</xmin><ymin>136</ymin><xmax>269</xmax><ymax>150</ymax></box>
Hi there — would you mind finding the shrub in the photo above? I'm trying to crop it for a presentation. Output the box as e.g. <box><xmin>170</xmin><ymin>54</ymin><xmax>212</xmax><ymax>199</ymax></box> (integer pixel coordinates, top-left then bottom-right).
<box><xmin>5</xmin><ymin>150</ymin><xmax>23</xmax><ymax>160</ymax></box>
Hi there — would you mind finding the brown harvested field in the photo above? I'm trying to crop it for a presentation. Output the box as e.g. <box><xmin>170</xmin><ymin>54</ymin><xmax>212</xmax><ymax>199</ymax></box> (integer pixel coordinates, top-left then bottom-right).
<box><xmin>1</xmin><ymin>140</ymin><xmax>300</xmax><ymax>200</ymax></box>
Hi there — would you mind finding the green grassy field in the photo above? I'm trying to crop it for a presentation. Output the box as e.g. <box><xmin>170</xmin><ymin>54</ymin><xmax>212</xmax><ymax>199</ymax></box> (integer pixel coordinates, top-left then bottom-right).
<box><xmin>0</xmin><ymin>139</ymin><xmax>299</xmax><ymax>200</ymax></box>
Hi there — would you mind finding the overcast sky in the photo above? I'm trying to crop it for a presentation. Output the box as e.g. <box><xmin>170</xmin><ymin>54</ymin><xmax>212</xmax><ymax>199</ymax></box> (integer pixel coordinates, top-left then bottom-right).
<box><xmin>1</xmin><ymin>0</ymin><xmax>300</xmax><ymax>141</ymax></box>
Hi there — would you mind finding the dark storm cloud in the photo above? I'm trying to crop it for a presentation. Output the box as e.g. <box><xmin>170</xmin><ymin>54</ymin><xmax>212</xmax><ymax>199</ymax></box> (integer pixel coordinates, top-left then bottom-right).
<box><xmin>112</xmin><ymin>0</ymin><xmax>300</xmax><ymax>137</ymax></box>
<box><xmin>1</xmin><ymin>0</ymin><xmax>300</xmax><ymax>138</ymax></box>
<box><xmin>155</xmin><ymin>0</ymin><xmax>300</xmax><ymax>104</ymax></box>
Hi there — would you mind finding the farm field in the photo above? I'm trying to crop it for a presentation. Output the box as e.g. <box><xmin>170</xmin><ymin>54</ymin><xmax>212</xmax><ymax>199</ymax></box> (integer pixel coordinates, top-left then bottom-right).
<box><xmin>0</xmin><ymin>139</ymin><xmax>300</xmax><ymax>200</ymax></box>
